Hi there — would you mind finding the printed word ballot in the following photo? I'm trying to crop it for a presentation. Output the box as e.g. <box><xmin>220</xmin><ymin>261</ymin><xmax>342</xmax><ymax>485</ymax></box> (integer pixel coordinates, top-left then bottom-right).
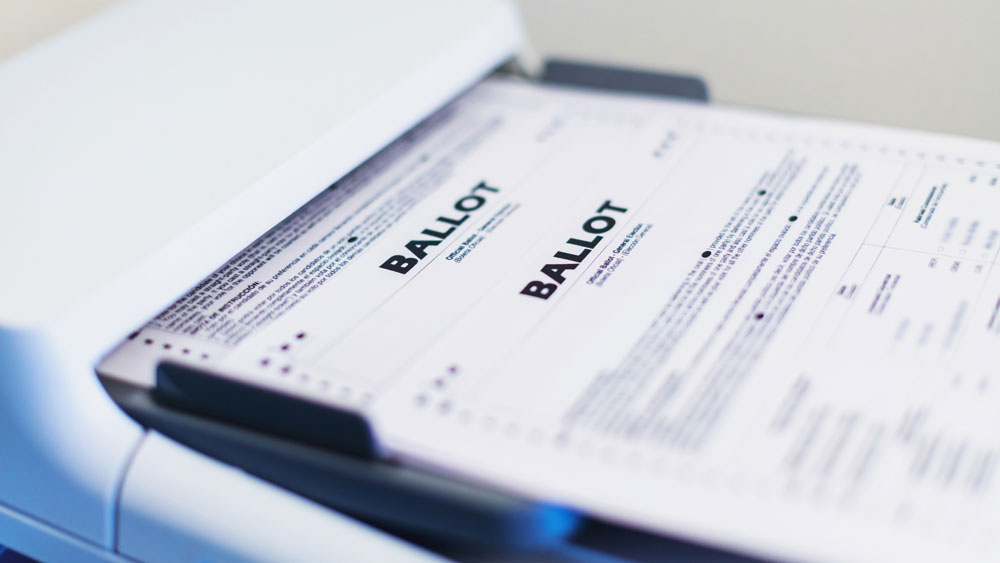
<box><xmin>100</xmin><ymin>78</ymin><xmax>1000</xmax><ymax>562</ymax></box>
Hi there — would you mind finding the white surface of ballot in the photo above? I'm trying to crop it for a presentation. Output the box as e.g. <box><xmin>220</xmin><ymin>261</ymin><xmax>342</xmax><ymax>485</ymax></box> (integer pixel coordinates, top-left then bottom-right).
<box><xmin>101</xmin><ymin>77</ymin><xmax>1000</xmax><ymax>562</ymax></box>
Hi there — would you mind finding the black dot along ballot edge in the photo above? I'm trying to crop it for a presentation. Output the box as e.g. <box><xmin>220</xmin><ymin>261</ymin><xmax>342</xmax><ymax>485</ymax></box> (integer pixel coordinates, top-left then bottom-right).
<box><xmin>701</xmin><ymin>251</ymin><xmax>712</xmax><ymax>258</ymax></box>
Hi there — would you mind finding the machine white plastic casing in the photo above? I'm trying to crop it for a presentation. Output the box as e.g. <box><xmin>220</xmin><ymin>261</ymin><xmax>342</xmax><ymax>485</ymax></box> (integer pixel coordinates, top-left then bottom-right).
<box><xmin>0</xmin><ymin>0</ymin><xmax>521</xmax><ymax>560</ymax></box>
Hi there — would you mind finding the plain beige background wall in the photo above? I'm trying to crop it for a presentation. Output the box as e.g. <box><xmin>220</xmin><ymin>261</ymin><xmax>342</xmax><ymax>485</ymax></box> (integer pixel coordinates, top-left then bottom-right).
<box><xmin>513</xmin><ymin>0</ymin><xmax>1000</xmax><ymax>141</ymax></box>
<box><xmin>0</xmin><ymin>0</ymin><xmax>117</xmax><ymax>58</ymax></box>
<box><xmin>3</xmin><ymin>0</ymin><xmax>999</xmax><ymax>140</ymax></box>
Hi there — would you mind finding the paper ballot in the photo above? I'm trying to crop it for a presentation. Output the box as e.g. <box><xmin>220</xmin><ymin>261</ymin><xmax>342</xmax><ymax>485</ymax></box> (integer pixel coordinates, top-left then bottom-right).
<box><xmin>100</xmin><ymin>78</ymin><xmax>1000</xmax><ymax>561</ymax></box>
